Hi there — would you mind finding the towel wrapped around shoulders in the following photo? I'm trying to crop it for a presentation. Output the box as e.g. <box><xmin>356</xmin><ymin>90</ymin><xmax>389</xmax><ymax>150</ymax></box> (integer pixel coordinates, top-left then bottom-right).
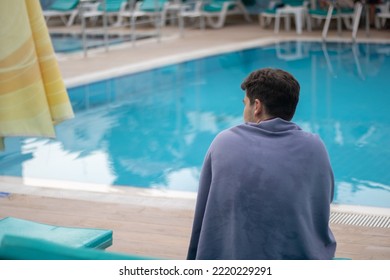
<box><xmin>187</xmin><ymin>118</ymin><xmax>336</xmax><ymax>260</ymax></box>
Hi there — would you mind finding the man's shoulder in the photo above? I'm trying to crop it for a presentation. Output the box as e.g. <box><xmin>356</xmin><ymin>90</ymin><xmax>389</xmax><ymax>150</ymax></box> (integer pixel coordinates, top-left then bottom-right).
<box><xmin>210</xmin><ymin>124</ymin><xmax>246</xmax><ymax>146</ymax></box>
<box><xmin>294</xmin><ymin>129</ymin><xmax>329</xmax><ymax>153</ymax></box>
<box><xmin>215</xmin><ymin>124</ymin><xmax>247</xmax><ymax>138</ymax></box>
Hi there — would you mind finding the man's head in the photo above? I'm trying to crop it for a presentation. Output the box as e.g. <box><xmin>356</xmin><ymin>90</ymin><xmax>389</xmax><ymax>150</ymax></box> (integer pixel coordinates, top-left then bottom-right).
<box><xmin>241</xmin><ymin>68</ymin><xmax>300</xmax><ymax>123</ymax></box>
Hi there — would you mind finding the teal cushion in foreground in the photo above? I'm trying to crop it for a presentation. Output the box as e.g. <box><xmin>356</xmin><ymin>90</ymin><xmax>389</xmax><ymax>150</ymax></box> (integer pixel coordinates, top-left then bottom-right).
<box><xmin>0</xmin><ymin>217</ymin><xmax>112</xmax><ymax>249</ymax></box>
<box><xmin>0</xmin><ymin>235</ymin><xmax>155</xmax><ymax>260</ymax></box>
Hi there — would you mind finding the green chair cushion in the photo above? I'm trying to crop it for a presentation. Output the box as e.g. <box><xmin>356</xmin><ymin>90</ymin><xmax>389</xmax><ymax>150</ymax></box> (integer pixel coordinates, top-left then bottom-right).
<box><xmin>0</xmin><ymin>217</ymin><xmax>112</xmax><ymax>249</ymax></box>
<box><xmin>203</xmin><ymin>2</ymin><xmax>236</xmax><ymax>13</ymax></box>
<box><xmin>263</xmin><ymin>8</ymin><xmax>277</xmax><ymax>14</ymax></box>
<box><xmin>309</xmin><ymin>9</ymin><xmax>336</xmax><ymax>16</ymax></box>
<box><xmin>50</xmin><ymin>0</ymin><xmax>79</xmax><ymax>11</ymax></box>
<box><xmin>340</xmin><ymin>8</ymin><xmax>354</xmax><ymax>14</ymax></box>
<box><xmin>98</xmin><ymin>0</ymin><xmax>127</xmax><ymax>12</ymax></box>
<box><xmin>283</xmin><ymin>0</ymin><xmax>305</xmax><ymax>7</ymax></box>
<box><xmin>309</xmin><ymin>7</ymin><xmax>353</xmax><ymax>16</ymax></box>
<box><xmin>140</xmin><ymin>0</ymin><xmax>168</xmax><ymax>12</ymax></box>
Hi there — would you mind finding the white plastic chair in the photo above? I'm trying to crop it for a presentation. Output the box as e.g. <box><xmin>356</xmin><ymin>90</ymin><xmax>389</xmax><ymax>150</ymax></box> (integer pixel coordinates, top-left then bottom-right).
<box><xmin>118</xmin><ymin>0</ymin><xmax>170</xmax><ymax>28</ymax></box>
<box><xmin>81</xmin><ymin>0</ymin><xmax>128</xmax><ymax>26</ymax></box>
<box><xmin>178</xmin><ymin>1</ymin><xmax>206</xmax><ymax>35</ymax></box>
<box><xmin>43</xmin><ymin>0</ymin><xmax>80</xmax><ymax>27</ymax></box>
<box><xmin>179</xmin><ymin>0</ymin><xmax>250</xmax><ymax>30</ymax></box>
<box><xmin>375</xmin><ymin>1</ymin><xmax>390</xmax><ymax>29</ymax></box>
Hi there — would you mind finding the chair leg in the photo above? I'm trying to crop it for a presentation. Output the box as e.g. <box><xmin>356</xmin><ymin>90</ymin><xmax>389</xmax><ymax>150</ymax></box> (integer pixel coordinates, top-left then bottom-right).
<box><xmin>374</xmin><ymin>16</ymin><xmax>381</xmax><ymax>29</ymax></box>
<box><xmin>45</xmin><ymin>16</ymin><xmax>52</xmax><ymax>24</ymax></box>
<box><xmin>66</xmin><ymin>10</ymin><xmax>78</xmax><ymax>27</ymax></box>
<box><xmin>205</xmin><ymin>13</ymin><xmax>226</xmax><ymax>29</ymax></box>
<box><xmin>179</xmin><ymin>13</ymin><xmax>184</xmax><ymax>37</ymax></box>
<box><xmin>260</xmin><ymin>15</ymin><xmax>270</xmax><ymax>28</ymax></box>
<box><xmin>306</xmin><ymin>14</ymin><xmax>312</xmax><ymax>32</ymax></box>
<box><xmin>258</xmin><ymin>14</ymin><xmax>263</xmax><ymax>26</ymax></box>
<box><xmin>205</xmin><ymin>2</ymin><xmax>230</xmax><ymax>29</ymax></box>
<box><xmin>200</xmin><ymin>14</ymin><xmax>205</xmax><ymax>31</ymax></box>
<box><xmin>59</xmin><ymin>15</ymin><xmax>68</xmax><ymax>25</ymax></box>
<box><xmin>352</xmin><ymin>2</ymin><xmax>363</xmax><ymax>41</ymax></box>
<box><xmin>322</xmin><ymin>5</ymin><xmax>334</xmax><ymax>39</ymax></box>
<box><xmin>236</xmin><ymin>1</ymin><xmax>251</xmax><ymax>22</ymax></box>
<box><xmin>337</xmin><ymin>15</ymin><xmax>342</xmax><ymax>36</ymax></box>
<box><xmin>131</xmin><ymin>14</ymin><xmax>137</xmax><ymax>46</ymax></box>
<box><xmin>285</xmin><ymin>15</ymin><xmax>291</xmax><ymax>31</ymax></box>
<box><xmin>274</xmin><ymin>14</ymin><xmax>281</xmax><ymax>33</ymax></box>
<box><xmin>159</xmin><ymin>9</ymin><xmax>167</xmax><ymax>27</ymax></box>
<box><xmin>294</xmin><ymin>10</ymin><xmax>303</xmax><ymax>34</ymax></box>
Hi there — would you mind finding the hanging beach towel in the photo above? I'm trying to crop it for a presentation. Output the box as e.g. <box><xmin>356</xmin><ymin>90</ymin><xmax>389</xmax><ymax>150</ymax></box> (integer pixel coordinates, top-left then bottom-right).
<box><xmin>0</xmin><ymin>0</ymin><xmax>74</xmax><ymax>150</ymax></box>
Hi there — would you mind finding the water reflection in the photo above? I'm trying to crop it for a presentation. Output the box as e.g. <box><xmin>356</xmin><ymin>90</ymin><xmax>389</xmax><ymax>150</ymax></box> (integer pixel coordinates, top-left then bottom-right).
<box><xmin>1</xmin><ymin>41</ymin><xmax>389</xmax><ymax>207</ymax></box>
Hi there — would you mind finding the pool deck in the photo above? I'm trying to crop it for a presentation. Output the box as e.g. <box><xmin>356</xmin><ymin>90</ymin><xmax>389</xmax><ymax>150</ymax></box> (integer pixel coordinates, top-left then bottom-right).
<box><xmin>1</xmin><ymin>16</ymin><xmax>390</xmax><ymax>259</ymax></box>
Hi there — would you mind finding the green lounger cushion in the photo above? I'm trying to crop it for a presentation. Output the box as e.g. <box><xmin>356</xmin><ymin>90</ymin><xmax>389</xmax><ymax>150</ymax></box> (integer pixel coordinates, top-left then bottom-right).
<box><xmin>140</xmin><ymin>0</ymin><xmax>168</xmax><ymax>12</ymax></box>
<box><xmin>203</xmin><ymin>0</ymin><xmax>236</xmax><ymax>13</ymax></box>
<box><xmin>98</xmin><ymin>0</ymin><xmax>127</xmax><ymax>12</ymax></box>
<box><xmin>264</xmin><ymin>0</ymin><xmax>305</xmax><ymax>14</ymax></box>
<box><xmin>0</xmin><ymin>235</ymin><xmax>155</xmax><ymax>260</ymax></box>
<box><xmin>0</xmin><ymin>217</ymin><xmax>112</xmax><ymax>249</ymax></box>
<box><xmin>340</xmin><ymin>8</ymin><xmax>354</xmax><ymax>14</ymax></box>
<box><xmin>50</xmin><ymin>0</ymin><xmax>79</xmax><ymax>11</ymax></box>
<box><xmin>284</xmin><ymin>0</ymin><xmax>305</xmax><ymax>6</ymax></box>
<box><xmin>309</xmin><ymin>8</ymin><xmax>353</xmax><ymax>16</ymax></box>
<box><xmin>264</xmin><ymin>8</ymin><xmax>277</xmax><ymax>14</ymax></box>
<box><xmin>309</xmin><ymin>9</ymin><xmax>336</xmax><ymax>16</ymax></box>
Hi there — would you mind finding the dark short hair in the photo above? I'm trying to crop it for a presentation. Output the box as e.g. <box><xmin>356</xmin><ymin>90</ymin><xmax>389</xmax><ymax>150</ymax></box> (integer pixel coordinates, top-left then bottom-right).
<box><xmin>241</xmin><ymin>68</ymin><xmax>300</xmax><ymax>121</ymax></box>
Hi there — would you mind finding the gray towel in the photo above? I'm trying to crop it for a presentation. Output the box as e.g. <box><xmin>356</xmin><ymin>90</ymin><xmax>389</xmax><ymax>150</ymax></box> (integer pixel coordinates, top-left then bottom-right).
<box><xmin>187</xmin><ymin>118</ymin><xmax>336</xmax><ymax>259</ymax></box>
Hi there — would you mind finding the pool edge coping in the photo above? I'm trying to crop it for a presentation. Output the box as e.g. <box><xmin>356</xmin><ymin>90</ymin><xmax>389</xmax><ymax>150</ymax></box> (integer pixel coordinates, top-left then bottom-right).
<box><xmin>63</xmin><ymin>36</ymin><xmax>390</xmax><ymax>88</ymax></box>
<box><xmin>1</xmin><ymin>175</ymin><xmax>389</xmax><ymax>216</ymax></box>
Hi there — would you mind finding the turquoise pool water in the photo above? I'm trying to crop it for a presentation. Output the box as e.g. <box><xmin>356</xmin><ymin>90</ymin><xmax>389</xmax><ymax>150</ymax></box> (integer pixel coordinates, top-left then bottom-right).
<box><xmin>1</xmin><ymin>41</ymin><xmax>389</xmax><ymax>208</ymax></box>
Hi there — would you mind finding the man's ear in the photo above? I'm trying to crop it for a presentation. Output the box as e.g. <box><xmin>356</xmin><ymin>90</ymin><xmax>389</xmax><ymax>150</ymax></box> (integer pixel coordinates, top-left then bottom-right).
<box><xmin>254</xmin><ymin>99</ymin><xmax>262</xmax><ymax>117</ymax></box>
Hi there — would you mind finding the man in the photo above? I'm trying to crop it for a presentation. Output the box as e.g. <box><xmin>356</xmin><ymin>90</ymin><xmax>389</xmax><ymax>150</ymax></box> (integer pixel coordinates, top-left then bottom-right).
<box><xmin>187</xmin><ymin>68</ymin><xmax>336</xmax><ymax>260</ymax></box>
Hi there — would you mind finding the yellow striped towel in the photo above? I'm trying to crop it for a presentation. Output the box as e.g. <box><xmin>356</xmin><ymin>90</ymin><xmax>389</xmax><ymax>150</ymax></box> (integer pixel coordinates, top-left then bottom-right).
<box><xmin>0</xmin><ymin>0</ymin><xmax>74</xmax><ymax>150</ymax></box>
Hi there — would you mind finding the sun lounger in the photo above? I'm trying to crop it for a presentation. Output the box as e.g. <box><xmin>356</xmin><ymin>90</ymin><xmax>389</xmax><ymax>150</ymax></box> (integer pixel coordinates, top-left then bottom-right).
<box><xmin>260</xmin><ymin>0</ymin><xmax>308</xmax><ymax>34</ymax></box>
<box><xmin>0</xmin><ymin>235</ymin><xmax>155</xmax><ymax>260</ymax></box>
<box><xmin>375</xmin><ymin>1</ymin><xmax>390</xmax><ymax>29</ymax></box>
<box><xmin>0</xmin><ymin>217</ymin><xmax>112</xmax><ymax>250</ymax></box>
<box><xmin>202</xmin><ymin>0</ymin><xmax>251</xmax><ymax>29</ymax></box>
<box><xmin>306</xmin><ymin>1</ymin><xmax>359</xmax><ymax>39</ymax></box>
<box><xmin>81</xmin><ymin>0</ymin><xmax>128</xmax><ymax>26</ymax></box>
<box><xmin>179</xmin><ymin>0</ymin><xmax>251</xmax><ymax>30</ymax></box>
<box><xmin>178</xmin><ymin>1</ymin><xmax>205</xmax><ymax>32</ymax></box>
<box><xmin>117</xmin><ymin>0</ymin><xmax>170</xmax><ymax>28</ymax></box>
<box><xmin>43</xmin><ymin>0</ymin><xmax>80</xmax><ymax>27</ymax></box>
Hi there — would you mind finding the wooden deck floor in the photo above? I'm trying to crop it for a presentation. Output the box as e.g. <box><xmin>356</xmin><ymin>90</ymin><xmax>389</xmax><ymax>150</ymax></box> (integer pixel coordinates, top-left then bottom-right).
<box><xmin>1</xmin><ymin>191</ymin><xmax>389</xmax><ymax>260</ymax></box>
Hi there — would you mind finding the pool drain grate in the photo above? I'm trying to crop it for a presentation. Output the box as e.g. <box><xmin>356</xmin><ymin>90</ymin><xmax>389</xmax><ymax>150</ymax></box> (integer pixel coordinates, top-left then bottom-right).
<box><xmin>330</xmin><ymin>212</ymin><xmax>390</xmax><ymax>228</ymax></box>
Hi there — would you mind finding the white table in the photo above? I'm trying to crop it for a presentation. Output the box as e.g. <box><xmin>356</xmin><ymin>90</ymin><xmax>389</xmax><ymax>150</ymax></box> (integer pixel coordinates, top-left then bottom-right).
<box><xmin>274</xmin><ymin>5</ymin><xmax>307</xmax><ymax>34</ymax></box>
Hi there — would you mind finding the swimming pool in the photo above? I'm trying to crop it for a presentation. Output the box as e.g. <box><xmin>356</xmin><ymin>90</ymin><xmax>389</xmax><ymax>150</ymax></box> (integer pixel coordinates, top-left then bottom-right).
<box><xmin>1</xmin><ymin>41</ymin><xmax>389</xmax><ymax>208</ymax></box>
